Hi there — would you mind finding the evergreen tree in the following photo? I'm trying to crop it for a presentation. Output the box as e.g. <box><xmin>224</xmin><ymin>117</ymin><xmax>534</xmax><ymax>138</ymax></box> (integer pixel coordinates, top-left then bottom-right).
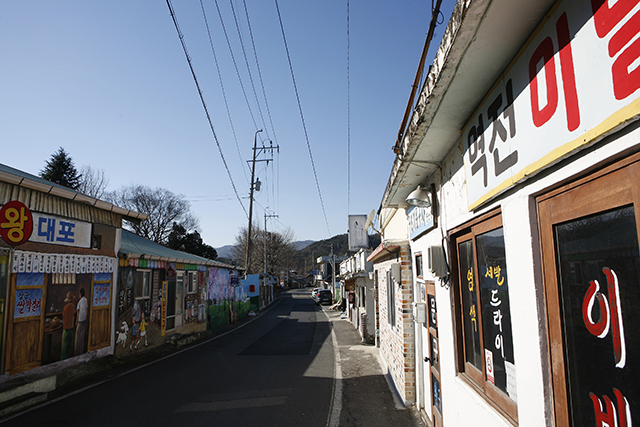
<box><xmin>167</xmin><ymin>223</ymin><xmax>217</xmax><ymax>260</ymax></box>
<box><xmin>40</xmin><ymin>147</ymin><xmax>82</xmax><ymax>190</ymax></box>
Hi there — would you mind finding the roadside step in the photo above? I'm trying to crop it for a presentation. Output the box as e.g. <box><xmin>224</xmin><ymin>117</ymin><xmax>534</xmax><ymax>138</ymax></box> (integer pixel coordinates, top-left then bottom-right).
<box><xmin>0</xmin><ymin>375</ymin><xmax>56</xmax><ymax>417</ymax></box>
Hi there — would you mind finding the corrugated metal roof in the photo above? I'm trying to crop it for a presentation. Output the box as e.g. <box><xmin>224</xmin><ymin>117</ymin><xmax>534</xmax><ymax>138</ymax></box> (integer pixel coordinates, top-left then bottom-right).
<box><xmin>120</xmin><ymin>229</ymin><xmax>241</xmax><ymax>270</ymax></box>
<box><xmin>0</xmin><ymin>163</ymin><xmax>147</xmax><ymax>222</ymax></box>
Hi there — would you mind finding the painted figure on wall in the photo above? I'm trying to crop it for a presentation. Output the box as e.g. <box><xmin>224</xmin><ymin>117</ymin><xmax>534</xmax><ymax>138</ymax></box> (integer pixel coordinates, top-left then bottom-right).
<box><xmin>208</xmin><ymin>268</ymin><xmax>232</xmax><ymax>304</ymax></box>
<box><xmin>138</xmin><ymin>316</ymin><xmax>148</xmax><ymax>348</ymax></box>
<box><xmin>75</xmin><ymin>287</ymin><xmax>88</xmax><ymax>355</ymax></box>
<box><xmin>130</xmin><ymin>317</ymin><xmax>138</xmax><ymax>351</ymax></box>
<box><xmin>61</xmin><ymin>291</ymin><xmax>75</xmax><ymax>360</ymax></box>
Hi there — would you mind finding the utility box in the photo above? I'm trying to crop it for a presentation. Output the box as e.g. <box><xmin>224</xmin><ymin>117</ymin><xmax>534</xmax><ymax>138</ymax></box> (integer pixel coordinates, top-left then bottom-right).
<box><xmin>413</xmin><ymin>302</ymin><xmax>427</xmax><ymax>323</ymax></box>
<box><xmin>427</xmin><ymin>245</ymin><xmax>447</xmax><ymax>278</ymax></box>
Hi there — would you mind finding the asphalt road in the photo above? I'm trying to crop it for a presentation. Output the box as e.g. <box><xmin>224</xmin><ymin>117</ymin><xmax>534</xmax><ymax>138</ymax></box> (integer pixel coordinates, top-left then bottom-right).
<box><xmin>2</xmin><ymin>289</ymin><xmax>422</xmax><ymax>427</ymax></box>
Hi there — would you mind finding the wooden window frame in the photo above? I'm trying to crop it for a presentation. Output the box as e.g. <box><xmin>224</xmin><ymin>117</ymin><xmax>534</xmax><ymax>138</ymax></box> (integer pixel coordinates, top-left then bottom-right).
<box><xmin>449</xmin><ymin>208</ymin><xmax>518</xmax><ymax>424</ymax></box>
<box><xmin>536</xmin><ymin>151</ymin><xmax>640</xmax><ymax>427</ymax></box>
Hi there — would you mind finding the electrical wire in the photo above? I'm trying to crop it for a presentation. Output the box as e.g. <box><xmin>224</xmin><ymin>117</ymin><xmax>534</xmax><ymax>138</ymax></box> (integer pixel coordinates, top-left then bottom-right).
<box><xmin>165</xmin><ymin>0</ymin><xmax>248</xmax><ymax>218</ymax></box>
<box><xmin>346</xmin><ymin>0</ymin><xmax>351</xmax><ymax>215</ymax></box>
<box><xmin>274</xmin><ymin>0</ymin><xmax>331</xmax><ymax>237</ymax></box>
<box><xmin>242</xmin><ymin>0</ymin><xmax>280</xmax><ymax>147</ymax></box>
<box><xmin>212</xmin><ymin>0</ymin><xmax>259</xmax><ymax>131</ymax></box>
<box><xmin>199</xmin><ymin>0</ymin><xmax>250</xmax><ymax>184</ymax></box>
<box><xmin>228</xmin><ymin>0</ymin><xmax>269</xmax><ymax>136</ymax></box>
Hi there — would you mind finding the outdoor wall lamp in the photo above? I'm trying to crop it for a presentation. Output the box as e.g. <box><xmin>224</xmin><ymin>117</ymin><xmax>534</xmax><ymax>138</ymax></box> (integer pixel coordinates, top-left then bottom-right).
<box><xmin>405</xmin><ymin>185</ymin><xmax>431</xmax><ymax>207</ymax></box>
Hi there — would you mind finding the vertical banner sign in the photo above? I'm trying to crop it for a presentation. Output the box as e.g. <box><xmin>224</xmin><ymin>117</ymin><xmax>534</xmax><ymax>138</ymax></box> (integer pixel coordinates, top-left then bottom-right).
<box><xmin>348</xmin><ymin>215</ymin><xmax>368</xmax><ymax>251</ymax></box>
<box><xmin>161</xmin><ymin>280</ymin><xmax>167</xmax><ymax>337</ymax></box>
<box><xmin>463</xmin><ymin>0</ymin><xmax>640</xmax><ymax>210</ymax></box>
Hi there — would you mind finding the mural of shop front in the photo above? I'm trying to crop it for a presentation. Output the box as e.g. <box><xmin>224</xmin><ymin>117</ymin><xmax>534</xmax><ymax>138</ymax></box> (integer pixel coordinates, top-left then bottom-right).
<box><xmin>115</xmin><ymin>231</ymin><xmax>244</xmax><ymax>356</ymax></box>
<box><xmin>8</xmin><ymin>253</ymin><xmax>115</xmax><ymax>373</ymax></box>
<box><xmin>0</xmin><ymin>163</ymin><xmax>145</xmax><ymax>375</ymax></box>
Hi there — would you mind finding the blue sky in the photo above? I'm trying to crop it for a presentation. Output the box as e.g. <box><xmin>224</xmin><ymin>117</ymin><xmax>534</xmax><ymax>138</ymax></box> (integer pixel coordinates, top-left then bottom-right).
<box><xmin>1</xmin><ymin>1</ymin><xmax>454</xmax><ymax>248</ymax></box>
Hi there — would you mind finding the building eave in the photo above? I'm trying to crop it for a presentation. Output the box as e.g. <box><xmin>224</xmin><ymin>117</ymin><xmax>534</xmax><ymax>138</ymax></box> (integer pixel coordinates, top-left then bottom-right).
<box><xmin>381</xmin><ymin>0</ymin><xmax>556</xmax><ymax>209</ymax></box>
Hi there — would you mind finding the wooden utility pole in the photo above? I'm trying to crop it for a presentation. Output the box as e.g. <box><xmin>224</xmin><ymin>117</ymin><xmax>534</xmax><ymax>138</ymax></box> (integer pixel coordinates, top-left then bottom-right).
<box><xmin>244</xmin><ymin>130</ymin><xmax>279</xmax><ymax>276</ymax></box>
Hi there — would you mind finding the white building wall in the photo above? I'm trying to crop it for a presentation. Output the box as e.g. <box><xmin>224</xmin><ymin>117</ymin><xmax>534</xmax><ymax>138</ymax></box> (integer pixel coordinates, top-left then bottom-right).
<box><xmin>411</xmin><ymin>114</ymin><xmax>640</xmax><ymax>427</ymax></box>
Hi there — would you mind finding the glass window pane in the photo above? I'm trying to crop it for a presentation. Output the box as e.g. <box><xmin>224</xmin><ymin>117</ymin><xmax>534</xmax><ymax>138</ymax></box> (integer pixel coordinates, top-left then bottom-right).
<box><xmin>555</xmin><ymin>206</ymin><xmax>640</xmax><ymax>427</ymax></box>
<box><xmin>432</xmin><ymin>373</ymin><xmax>442</xmax><ymax>414</ymax></box>
<box><xmin>143</xmin><ymin>271</ymin><xmax>150</xmax><ymax>298</ymax></box>
<box><xmin>459</xmin><ymin>239</ymin><xmax>482</xmax><ymax>371</ymax></box>
<box><xmin>430</xmin><ymin>333</ymin><xmax>440</xmax><ymax>372</ymax></box>
<box><xmin>476</xmin><ymin>227</ymin><xmax>516</xmax><ymax>399</ymax></box>
<box><xmin>135</xmin><ymin>271</ymin><xmax>143</xmax><ymax>298</ymax></box>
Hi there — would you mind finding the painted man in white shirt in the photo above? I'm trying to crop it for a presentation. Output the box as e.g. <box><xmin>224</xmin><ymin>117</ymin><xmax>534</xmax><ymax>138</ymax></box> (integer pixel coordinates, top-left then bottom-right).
<box><xmin>75</xmin><ymin>287</ymin><xmax>88</xmax><ymax>355</ymax></box>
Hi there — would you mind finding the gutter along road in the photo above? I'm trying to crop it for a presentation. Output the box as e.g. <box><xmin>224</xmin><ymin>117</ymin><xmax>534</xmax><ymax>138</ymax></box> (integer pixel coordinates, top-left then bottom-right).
<box><xmin>2</xmin><ymin>289</ymin><xmax>422</xmax><ymax>427</ymax></box>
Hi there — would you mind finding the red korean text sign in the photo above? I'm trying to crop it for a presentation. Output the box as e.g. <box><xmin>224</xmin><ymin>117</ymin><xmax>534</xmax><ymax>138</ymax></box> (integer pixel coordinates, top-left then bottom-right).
<box><xmin>0</xmin><ymin>201</ymin><xmax>33</xmax><ymax>245</ymax></box>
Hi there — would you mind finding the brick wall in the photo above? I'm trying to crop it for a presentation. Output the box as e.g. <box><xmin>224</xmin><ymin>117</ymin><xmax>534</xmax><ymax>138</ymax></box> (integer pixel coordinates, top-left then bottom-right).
<box><xmin>374</xmin><ymin>245</ymin><xmax>415</xmax><ymax>405</ymax></box>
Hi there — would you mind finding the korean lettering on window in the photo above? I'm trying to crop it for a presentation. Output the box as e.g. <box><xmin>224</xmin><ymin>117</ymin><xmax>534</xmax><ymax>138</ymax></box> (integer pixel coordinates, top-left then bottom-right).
<box><xmin>583</xmin><ymin>267</ymin><xmax>631</xmax><ymax>427</ymax></box>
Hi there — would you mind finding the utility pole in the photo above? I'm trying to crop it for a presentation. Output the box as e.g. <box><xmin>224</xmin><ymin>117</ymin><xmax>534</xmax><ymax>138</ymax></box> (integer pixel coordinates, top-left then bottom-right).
<box><xmin>264</xmin><ymin>211</ymin><xmax>278</xmax><ymax>275</ymax></box>
<box><xmin>244</xmin><ymin>130</ymin><xmax>279</xmax><ymax>277</ymax></box>
<box><xmin>331</xmin><ymin>244</ymin><xmax>336</xmax><ymax>300</ymax></box>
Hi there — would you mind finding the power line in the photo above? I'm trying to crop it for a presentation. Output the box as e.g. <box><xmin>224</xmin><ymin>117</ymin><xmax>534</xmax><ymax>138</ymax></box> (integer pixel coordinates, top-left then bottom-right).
<box><xmin>346</xmin><ymin>0</ymin><xmax>351</xmax><ymax>215</ymax></box>
<box><xmin>212</xmin><ymin>0</ymin><xmax>259</xmax><ymax>131</ymax></box>
<box><xmin>242</xmin><ymin>0</ymin><xmax>280</xmax><ymax>147</ymax></box>
<box><xmin>274</xmin><ymin>0</ymin><xmax>331</xmax><ymax>237</ymax></box>
<box><xmin>165</xmin><ymin>0</ymin><xmax>247</xmax><ymax>218</ymax></box>
<box><xmin>228</xmin><ymin>0</ymin><xmax>269</xmax><ymax>137</ymax></box>
<box><xmin>199</xmin><ymin>0</ymin><xmax>249</xmax><ymax>184</ymax></box>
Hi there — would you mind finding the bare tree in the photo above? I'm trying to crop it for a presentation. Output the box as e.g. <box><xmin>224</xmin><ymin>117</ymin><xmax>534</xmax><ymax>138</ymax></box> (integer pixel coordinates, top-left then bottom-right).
<box><xmin>105</xmin><ymin>185</ymin><xmax>199</xmax><ymax>244</ymax></box>
<box><xmin>232</xmin><ymin>224</ymin><xmax>296</xmax><ymax>275</ymax></box>
<box><xmin>78</xmin><ymin>165</ymin><xmax>109</xmax><ymax>199</ymax></box>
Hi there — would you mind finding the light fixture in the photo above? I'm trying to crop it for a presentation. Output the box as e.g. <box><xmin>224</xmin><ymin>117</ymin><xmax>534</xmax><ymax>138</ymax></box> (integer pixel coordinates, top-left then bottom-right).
<box><xmin>406</xmin><ymin>185</ymin><xmax>431</xmax><ymax>207</ymax></box>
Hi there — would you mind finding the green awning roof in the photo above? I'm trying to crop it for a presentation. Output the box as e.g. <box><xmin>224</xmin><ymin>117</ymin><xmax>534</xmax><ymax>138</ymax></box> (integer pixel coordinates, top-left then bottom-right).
<box><xmin>120</xmin><ymin>230</ymin><xmax>241</xmax><ymax>270</ymax></box>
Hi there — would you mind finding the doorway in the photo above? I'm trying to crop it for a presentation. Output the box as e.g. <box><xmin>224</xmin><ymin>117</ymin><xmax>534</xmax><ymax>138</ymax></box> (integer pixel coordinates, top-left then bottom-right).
<box><xmin>166</xmin><ymin>272</ymin><xmax>184</xmax><ymax>331</ymax></box>
<box><xmin>538</xmin><ymin>153</ymin><xmax>640</xmax><ymax>427</ymax></box>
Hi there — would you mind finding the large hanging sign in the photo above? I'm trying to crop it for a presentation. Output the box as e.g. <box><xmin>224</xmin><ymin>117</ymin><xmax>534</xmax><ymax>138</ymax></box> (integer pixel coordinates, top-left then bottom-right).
<box><xmin>463</xmin><ymin>0</ymin><xmax>640</xmax><ymax>210</ymax></box>
<box><xmin>0</xmin><ymin>201</ymin><xmax>33</xmax><ymax>245</ymax></box>
<box><xmin>29</xmin><ymin>212</ymin><xmax>92</xmax><ymax>248</ymax></box>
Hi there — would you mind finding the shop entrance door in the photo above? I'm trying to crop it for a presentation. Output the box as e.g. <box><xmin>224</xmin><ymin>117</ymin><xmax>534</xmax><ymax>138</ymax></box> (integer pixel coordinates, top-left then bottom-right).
<box><xmin>166</xmin><ymin>272</ymin><xmax>183</xmax><ymax>330</ymax></box>
<box><xmin>425</xmin><ymin>282</ymin><xmax>442</xmax><ymax>427</ymax></box>
<box><xmin>538</xmin><ymin>153</ymin><xmax>640</xmax><ymax>427</ymax></box>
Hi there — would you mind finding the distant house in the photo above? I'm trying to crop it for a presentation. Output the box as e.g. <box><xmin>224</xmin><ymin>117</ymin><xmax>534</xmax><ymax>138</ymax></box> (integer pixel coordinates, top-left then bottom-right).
<box><xmin>339</xmin><ymin>248</ymin><xmax>375</xmax><ymax>343</ymax></box>
<box><xmin>116</xmin><ymin>230</ymin><xmax>244</xmax><ymax>356</ymax></box>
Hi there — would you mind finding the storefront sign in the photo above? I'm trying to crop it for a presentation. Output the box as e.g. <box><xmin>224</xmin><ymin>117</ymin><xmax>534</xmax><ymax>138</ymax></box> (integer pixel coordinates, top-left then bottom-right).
<box><xmin>348</xmin><ymin>215</ymin><xmax>368</xmax><ymax>251</ymax></box>
<box><xmin>161</xmin><ymin>280</ymin><xmax>167</xmax><ymax>337</ymax></box>
<box><xmin>93</xmin><ymin>282</ymin><xmax>111</xmax><ymax>307</ymax></box>
<box><xmin>407</xmin><ymin>196</ymin><xmax>436</xmax><ymax>240</ymax></box>
<box><xmin>464</xmin><ymin>0</ymin><xmax>640</xmax><ymax>209</ymax></box>
<box><xmin>0</xmin><ymin>201</ymin><xmax>33</xmax><ymax>245</ymax></box>
<box><xmin>14</xmin><ymin>288</ymin><xmax>43</xmax><ymax>318</ymax></box>
<box><xmin>29</xmin><ymin>212</ymin><xmax>91</xmax><ymax>248</ymax></box>
<box><xmin>12</xmin><ymin>251</ymin><xmax>114</xmax><ymax>274</ymax></box>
